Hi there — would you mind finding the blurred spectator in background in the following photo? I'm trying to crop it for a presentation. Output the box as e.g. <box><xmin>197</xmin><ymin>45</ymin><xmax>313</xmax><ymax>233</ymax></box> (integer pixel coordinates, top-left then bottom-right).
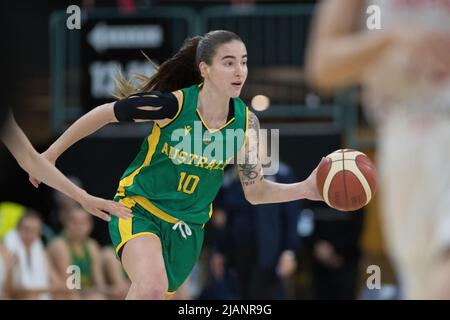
<box><xmin>48</xmin><ymin>206</ymin><xmax>107</xmax><ymax>299</ymax></box>
<box><xmin>50</xmin><ymin>176</ymin><xmax>83</xmax><ymax>234</ymax></box>
<box><xmin>307</xmin><ymin>207</ymin><xmax>365</xmax><ymax>299</ymax></box>
<box><xmin>0</xmin><ymin>243</ymin><xmax>14</xmax><ymax>299</ymax></box>
<box><xmin>4</xmin><ymin>210</ymin><xmax>66</xmax><ymax>299</ymax></box>
<box><xmin>209</xmin><ymin>162</ymin><xmax>302</xmax><ymax>300</ymax></box>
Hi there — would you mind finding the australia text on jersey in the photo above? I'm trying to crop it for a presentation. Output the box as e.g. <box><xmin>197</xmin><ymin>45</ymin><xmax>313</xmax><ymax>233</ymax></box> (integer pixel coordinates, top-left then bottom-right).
<box><xmin>163</xmin><ymin>120</ymin><xmax>280</xmax><ymax>175</ymax></box>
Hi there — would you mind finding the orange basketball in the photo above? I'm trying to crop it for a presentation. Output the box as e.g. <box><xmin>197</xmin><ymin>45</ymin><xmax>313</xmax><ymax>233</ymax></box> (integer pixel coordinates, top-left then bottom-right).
<box><xmin>316</xmin><ymin>149</ymin><xmax>377</xmax><ymax>212</ymax></box>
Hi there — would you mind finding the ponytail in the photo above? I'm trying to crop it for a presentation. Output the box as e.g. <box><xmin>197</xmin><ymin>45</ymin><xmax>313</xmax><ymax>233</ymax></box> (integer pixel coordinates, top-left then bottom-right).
<box><xmin>114</xmin><ymin>37</ymin><xmax>202</xmax><ymax>99</ymax></box>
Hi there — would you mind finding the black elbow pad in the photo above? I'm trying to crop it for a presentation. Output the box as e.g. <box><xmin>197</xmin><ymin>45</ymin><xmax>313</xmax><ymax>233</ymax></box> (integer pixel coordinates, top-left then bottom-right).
<box><xmin>114</xmin><ymin>91</ymin><xmax>179</xmax><ymax>122</ymax></box>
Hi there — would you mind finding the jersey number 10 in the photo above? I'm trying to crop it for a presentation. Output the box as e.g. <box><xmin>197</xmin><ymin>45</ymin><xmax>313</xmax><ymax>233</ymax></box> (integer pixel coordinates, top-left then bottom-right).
<box><xmin>177</xmin><ymin>172</ymin><xmax>200</xmax><ymax>194</ymax></box>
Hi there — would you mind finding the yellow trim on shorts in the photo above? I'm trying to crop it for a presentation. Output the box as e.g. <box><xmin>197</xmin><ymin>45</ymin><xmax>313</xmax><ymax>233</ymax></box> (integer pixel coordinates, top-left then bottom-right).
<box><xmin>165</xmin><ymin>291</ymin><xmax>177</xmax><ymax>298</ymax></box>
<box><xmin>116</xmin><ymin>124</ymin><xmax>161</xmax><ymax>197</ymax></box>
<box><xmin>118</xmin><ymin>196</ymin><xmax>209</xmax><ymax>227</ymax></box>
<box><xmin>159</xmin><ymin>89</ymin><xmax>184</xmax><ymax>128</ymax></box>
<box><xmin>115</xmin><ymin>231</ymin><xmax>160</xmax><ymax>256</ymax></box>
<box><xmin>131</xmin><ymin>196</ymin><xmax>179</xmax><ymax>224</ymax></box>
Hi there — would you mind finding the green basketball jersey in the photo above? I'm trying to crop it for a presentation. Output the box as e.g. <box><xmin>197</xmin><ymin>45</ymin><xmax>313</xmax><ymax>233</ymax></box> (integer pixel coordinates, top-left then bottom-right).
<box><xmin>116</xmin><ymin>84</ymin><xmax>248</xmax><ymax>224</ymax></box>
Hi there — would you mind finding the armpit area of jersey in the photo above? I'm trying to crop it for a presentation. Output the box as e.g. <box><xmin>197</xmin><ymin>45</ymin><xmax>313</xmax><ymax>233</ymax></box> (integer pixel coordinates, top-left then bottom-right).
<box><xmin>113</xmin><ymin>91</ymin><xmax>179</xmax><ymax>122</ymax></box>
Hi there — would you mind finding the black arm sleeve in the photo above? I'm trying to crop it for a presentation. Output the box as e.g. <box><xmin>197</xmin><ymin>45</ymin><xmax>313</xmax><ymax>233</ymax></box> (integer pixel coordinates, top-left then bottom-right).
<box><xmin>113</xmin><ymin>91</ymin><xmax>179</xmax><ymax>122</ymax></box>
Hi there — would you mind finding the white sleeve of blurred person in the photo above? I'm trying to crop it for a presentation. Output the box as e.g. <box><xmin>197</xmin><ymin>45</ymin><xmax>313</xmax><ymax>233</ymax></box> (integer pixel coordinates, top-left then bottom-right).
<box><xmin>305</xmin><ymin>0</ymin><xmax>450</xmax><ymax>92</ymax></box>
<box><xmin>0</xmin><ymin>113</ymin><xmax>132</xmax><ymax>222</ymax></box>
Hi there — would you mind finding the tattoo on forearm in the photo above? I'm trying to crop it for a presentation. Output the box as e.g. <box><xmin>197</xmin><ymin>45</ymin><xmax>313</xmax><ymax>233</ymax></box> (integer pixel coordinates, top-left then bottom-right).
<box><xmin>238</xmin><ymin>112</ymin><xmax>264</xmax><ymax>187</ymax></box>
<box><xmin>238</xmin><ymin>163</ymin><xmax>259</xmax><ymax>186</ymax></box>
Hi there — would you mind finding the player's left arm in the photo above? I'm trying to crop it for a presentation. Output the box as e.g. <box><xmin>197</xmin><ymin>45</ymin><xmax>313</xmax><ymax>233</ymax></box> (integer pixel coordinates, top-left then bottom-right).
<box><xmin>236</xmin><ymin>111</ymin><xmax>322</xmax><ymax>205</ymax></box>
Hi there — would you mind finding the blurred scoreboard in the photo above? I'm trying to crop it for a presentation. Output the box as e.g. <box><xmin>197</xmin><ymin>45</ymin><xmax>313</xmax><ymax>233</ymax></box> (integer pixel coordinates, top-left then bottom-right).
<box><xmin>80</xmin><ymin>14</ymin><xmax>189</xmax><ymax>110</ymax></box>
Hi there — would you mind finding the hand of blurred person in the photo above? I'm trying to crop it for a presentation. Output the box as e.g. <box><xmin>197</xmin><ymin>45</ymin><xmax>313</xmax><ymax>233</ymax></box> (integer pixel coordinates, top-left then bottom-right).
<box><xmin>313</xmin><ymin>240</ymin><xmax>344</xmax><ymax>269</ymax></box>
<box><xmin>78</xmin><ymin>193</ymin><xmax>133</xmax><ymax>222</ymax></box>
<box><xmin>210</xmin><ymin>252</ymin><xmax>225</xmax><ymax>280</ymax></box>
<box><xmin>276</xmin><ymin>250</ymin><xmax>297</xmax><ymax>279</ymax></box>
<box><xmin>391</xmin><ymin>26</ymin><xmax>450</xmax><ymax>83</ymax></box>
<box><xmin>419</xmin><ymin>33</ymin><xmax>450</xmax><ymax>83</ymax></box>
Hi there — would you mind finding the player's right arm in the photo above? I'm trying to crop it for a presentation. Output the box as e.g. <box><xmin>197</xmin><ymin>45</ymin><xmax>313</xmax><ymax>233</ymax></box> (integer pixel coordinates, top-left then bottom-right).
<box><xmin>42</xmin><ymin>90</ymin><xmax>182</xmax><ymax>164</ymax></box>
<box><xmin>305</xmin><ymin>0</ymin><xmax>394</xmax><ymax>91</ymax></box>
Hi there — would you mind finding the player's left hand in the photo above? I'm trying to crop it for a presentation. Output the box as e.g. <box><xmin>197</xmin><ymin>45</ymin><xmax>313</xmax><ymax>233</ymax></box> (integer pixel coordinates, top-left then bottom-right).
<box><xmin>79</xmin><ymin>194</ymin><xmax>133</xmax><ymax>221</ymax></box>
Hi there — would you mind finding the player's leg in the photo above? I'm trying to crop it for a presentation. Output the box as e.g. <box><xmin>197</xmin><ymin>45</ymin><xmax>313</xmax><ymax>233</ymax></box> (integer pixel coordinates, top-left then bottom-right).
<box><xmin>121</xmin><ymin>234</ymin><xmax>168</xmax><ymax>300</ymax></box>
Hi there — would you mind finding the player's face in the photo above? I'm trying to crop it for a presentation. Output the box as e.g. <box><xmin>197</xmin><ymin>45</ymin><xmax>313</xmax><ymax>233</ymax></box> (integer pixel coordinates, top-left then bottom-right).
<box><xmin>204</xmin><ymin>40</ymin><xmax>248</xmax><ymax>98</ymax></box>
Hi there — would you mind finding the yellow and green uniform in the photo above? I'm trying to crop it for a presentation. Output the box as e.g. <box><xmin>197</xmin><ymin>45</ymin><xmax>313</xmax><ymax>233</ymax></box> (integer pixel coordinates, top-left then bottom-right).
<box><xmin>63</xmin><ymin>235</ymin><xmax>94</xmax><ymax>289</ymax></box>
<box><xmin>109</xmin><ymin>84</ymin><xmax>248</xmax><ymax>292</ymax></box>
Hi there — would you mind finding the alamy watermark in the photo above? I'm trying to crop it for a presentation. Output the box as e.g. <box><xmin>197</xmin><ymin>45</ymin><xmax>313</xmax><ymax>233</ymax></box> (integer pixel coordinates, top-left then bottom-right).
<box><xmin>167</xmin><ymin>122</ymin><xmax>280</xmax><ymax>175</ymax></box>
<box><xmin>66</xmin><ymin>265</ymin><xmax>81</xmax><ymax>290</ymax></box>
<box><xmin>366</xmin><ymin>5</ymin><xmax>382</xmax><ymax>30</ymax></box>
<box><xmin>366</xmin><ymin>264</ymin><xmax>381</xmax><ymax>290</ymax></box>
<box><xmin>66</xmin><ymin>5</ymin><xmax>81</xmax><ymax>30</ymax></box>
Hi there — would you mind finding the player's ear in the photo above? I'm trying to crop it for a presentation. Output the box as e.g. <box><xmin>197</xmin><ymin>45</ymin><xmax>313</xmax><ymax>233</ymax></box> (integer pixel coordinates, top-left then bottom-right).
<box><xmin>199</xmin><ymin>61</ymin><xmax>209</xmax><ymax>79</ymax></box>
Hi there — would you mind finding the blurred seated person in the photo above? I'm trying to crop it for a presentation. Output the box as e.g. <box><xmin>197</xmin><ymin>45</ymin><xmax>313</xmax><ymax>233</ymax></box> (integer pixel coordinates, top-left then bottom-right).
<box><xmin>211</xmin><ymin>162</ymin><xmax>302</xmax><ymax>299</ymax></box>
<box><xmin>4</xmin><ymin>210</ymin><xmax>67</xmax><ymax>299</ymax></box>
<box><xmin>50</xmin><ymin>176</ymin><xmax>83</xmax><ymax>233</ymax></box>
<box><xmin>48</xmin><ymin>206</ymin><xmax>107</xmax><ymax>299</ymax></box>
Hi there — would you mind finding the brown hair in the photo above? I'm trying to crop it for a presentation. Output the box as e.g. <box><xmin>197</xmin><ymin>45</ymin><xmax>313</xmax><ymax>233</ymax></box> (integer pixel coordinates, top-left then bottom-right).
<box><xmin>17</xmin><ymin>209</ymin><xmax>42</xmax><ymax>228</ymax></box>
<box><xmin>114</xmin><ymin>30</ymin><xmax>243</xmax><ymax>99</ymax></box>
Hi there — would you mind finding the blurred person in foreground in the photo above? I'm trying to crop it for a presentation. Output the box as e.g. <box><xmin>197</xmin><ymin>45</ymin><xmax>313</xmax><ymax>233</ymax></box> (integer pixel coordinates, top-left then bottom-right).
<box><xmin>306</xmin><ymin>0</ymin><xmax>450</xmax><ymax>299</ymax></box>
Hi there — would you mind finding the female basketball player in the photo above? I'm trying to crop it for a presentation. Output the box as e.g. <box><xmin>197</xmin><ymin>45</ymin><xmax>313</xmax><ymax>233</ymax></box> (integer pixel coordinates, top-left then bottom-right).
<box><xmin>1</xmin><ymin>112</ymin><xmax>132</xmax><ymax>222</ymax></box>
<box><xmin>307</xmin><ymin>0</ymin><xmax>450</xmax><ymax>299</ymax></box>
<box><xmin>29</xmin><ymin>30</ymin><xmax>322</xmax><ymax>299</ymax></box>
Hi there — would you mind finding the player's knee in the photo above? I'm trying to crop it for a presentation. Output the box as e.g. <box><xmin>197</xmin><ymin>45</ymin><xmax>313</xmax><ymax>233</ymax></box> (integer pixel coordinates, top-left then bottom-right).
<box><xmin>134</xmin><ymin>282</ymin><xmax>167</xmax><ymax>300</ymax></box>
